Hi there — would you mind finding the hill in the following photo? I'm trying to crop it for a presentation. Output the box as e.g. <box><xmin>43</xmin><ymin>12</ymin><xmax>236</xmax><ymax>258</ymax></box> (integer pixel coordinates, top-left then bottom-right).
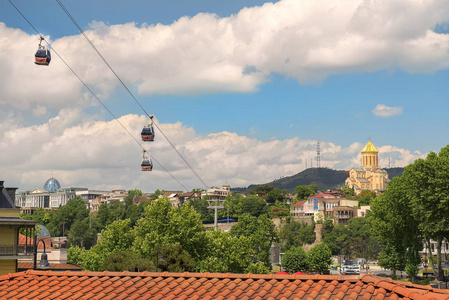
<box><xmin>232</xmin><ymin>167</ymin><xmax>404</xmax><ymax>194</ymax></box>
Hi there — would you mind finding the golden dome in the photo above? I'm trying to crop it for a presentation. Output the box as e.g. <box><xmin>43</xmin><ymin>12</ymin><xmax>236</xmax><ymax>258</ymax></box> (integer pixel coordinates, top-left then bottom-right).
<box><xmin>361</xmin><ymin>138</ymin><xmax>378</xmax><ymax>153</ymax></box>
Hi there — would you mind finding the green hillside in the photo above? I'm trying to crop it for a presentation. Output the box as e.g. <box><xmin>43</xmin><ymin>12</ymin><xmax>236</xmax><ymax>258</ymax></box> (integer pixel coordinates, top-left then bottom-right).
<box><xmin>232</xmin><ymin>167</ymin><xmax>404</xmax><ymax>194</ymax></box>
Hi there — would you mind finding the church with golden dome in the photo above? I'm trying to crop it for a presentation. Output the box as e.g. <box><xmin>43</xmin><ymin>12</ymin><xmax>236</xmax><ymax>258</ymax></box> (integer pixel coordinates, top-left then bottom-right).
<box><xmin>345</xmin><ymin>138</ymin><xmax>389</xmax><ymax>195</ymax></box>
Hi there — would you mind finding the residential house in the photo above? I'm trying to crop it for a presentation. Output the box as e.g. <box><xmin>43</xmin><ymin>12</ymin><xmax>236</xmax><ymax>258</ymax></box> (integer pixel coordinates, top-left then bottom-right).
<box><xmin>0</xmin><ymin>181</ymin><xmax>38</xmax><ymax>275</ymax></box>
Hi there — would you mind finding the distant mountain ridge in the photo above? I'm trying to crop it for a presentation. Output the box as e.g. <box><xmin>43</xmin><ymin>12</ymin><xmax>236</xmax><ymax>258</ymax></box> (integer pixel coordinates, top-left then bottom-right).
<box><xmin>232</xmin><ymin>167</ymin><xmax>404</xmax><ymax>194</ymax></box>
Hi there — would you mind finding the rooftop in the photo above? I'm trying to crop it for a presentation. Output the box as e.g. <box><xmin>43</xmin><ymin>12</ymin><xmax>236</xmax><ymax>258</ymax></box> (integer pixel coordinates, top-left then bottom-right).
<box><xmin>1</xmin><ymin>271</ymin><xmax>448</xmax><ymax>299</ymax></box>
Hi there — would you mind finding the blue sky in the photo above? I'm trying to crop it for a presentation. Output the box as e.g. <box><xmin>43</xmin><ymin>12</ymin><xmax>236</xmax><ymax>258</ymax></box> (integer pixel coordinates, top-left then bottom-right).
<box><xmin>1</xmin><ymin>0</ymin><xmax>448</xmax><ymax>192</ymax></box>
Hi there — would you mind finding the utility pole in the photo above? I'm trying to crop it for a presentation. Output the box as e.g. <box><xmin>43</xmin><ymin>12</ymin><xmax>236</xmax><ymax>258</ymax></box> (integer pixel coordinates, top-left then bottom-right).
<box><xmin>207</xmin><ymin>198</ymin><xmax>225</xmax><ymax>230</ymax></box>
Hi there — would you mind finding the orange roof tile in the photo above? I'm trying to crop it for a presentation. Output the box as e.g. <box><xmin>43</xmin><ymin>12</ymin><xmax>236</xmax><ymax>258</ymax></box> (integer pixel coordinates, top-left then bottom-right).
<box><xmin>0</xmin><ymin>271</ymin><xmax>448</xmax><ymax>299</ymax></box>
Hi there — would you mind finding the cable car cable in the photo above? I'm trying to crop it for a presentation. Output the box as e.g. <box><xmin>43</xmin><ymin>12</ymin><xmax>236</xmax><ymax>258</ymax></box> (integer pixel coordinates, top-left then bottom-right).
<box><xmin>8</xmin><ymin>0</ymin><xmax>189</xmax><ymax>191</ymax></box>
<box><xmin>55</xmin><ymin>0</ymin><xmax>210</xmax><ymax>190</ymax></box>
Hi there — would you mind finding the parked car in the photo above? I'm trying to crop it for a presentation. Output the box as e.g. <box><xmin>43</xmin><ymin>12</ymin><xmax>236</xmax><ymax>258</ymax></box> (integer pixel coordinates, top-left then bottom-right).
<box><xmin>343</xmin><ymin>265</ymin><xmax>360</xmax><ymax>275</ymax></box>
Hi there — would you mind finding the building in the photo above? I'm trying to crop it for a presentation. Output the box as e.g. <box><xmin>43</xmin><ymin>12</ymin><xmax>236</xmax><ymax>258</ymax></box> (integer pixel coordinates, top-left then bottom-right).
<box><xmin>201</xmin><ymin>182</ymin><xmax>231</xmax><ymax>200</ymax></box>
<box><xmin>1</xmin><ymin>271</ymin><xmax>449</xmax><ymax>299</ymax></box>
<box><xmin>345</xmin><ymin>138</ymin><xmax>389</xmax><ymax>195</ymax></box>
<box><xmin>0</xmin><ymin>181</ymin><xmax>38</xmax><ymax>275</ymax></box>
<box><xmin>290</xmin><ymin>193</ymin><xmax>359</xmax><ymax>224</ymax></box>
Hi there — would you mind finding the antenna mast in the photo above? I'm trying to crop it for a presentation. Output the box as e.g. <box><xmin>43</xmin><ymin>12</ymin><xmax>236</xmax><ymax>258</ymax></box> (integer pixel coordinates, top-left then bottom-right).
<box><xmin>317</xmin><ymin>141</ymin><xmax>321</xmax><ymax>168</ymax></box>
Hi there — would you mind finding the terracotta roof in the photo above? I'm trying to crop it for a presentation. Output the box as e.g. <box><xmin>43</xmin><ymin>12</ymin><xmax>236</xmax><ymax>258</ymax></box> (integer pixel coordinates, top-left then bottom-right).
<box><xmin>1</xmin><ymin>271</ymin><xmax>448</xmax><ymax>299</ymax></box>
<box><xmin>18</xmin><ymin>234</ymin><xmax>54</xmax><ymax>249</ymax></box>
<box><xmin>291</xmin><ymin>200</ymin><xmax>306</xmax><ymax>207</ymax></box>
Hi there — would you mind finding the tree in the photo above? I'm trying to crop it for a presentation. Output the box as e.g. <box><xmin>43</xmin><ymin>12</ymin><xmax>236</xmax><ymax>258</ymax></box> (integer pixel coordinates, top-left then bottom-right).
<box><xmin>230</xmin><ymin>214</ymin><xmax>277</xmax><ymax>267</ymax></box>
<box><xmin>100</xmin><ymin>251</ymin><xmax>152</xmax><ymax>272</ymax></box>
<box><xmin>241</xmin><ymin>195</ymin><xmax>268</xmax><ymax>217</ymax></box>
<box><xmin>279</xmin><ymin>221</ymin><xmax>315</xmax><ymax>251</ymax></box>
<box><xmin>251</xmin><ymin>184</ymin><xmax>274</xmax><ymax>197</ymax></box>
<box><xmin>308</xmin><ymin>244</ymin><xmax>332</xmax><ymax>274</ymax></box>
<box><xmin>402</xmin><ymin>146</ymin><xmax>449</xmax><ymax>281</ymax></box>
<box><xmin>295</xmin><ymin>185</ymin><xmax>317</xmax><ymax>201</ymax></box>
<box><xmin>282</xmin><ymin>246</ymin><xmax>309</xmax><ymax>273</ymax></box>
<box><xmin>266</xmin><ymin>189</ymin><xmax>287</xmax><ymax>205</ymax></box>
<box><xmin>132</xmin><ymin>198</ymin><xmax>207</xmax><ymax>260</ymax></box>
<box><xmin>356</xmin><ymin>190</ymin><xmax>376</xmax><ymax>206</ymax></box>
<box><xmin>47</xmin><ymin>197</ymin><xmax>89</xmax><ymax>237</ymax></box>
<box><xmin>67</xmin><ymin>217</ymin><xmax>96</xmax><ymax>249</ymax></box>
<box><xmin>195</xmin><ymin>230</ymin><xmax>256</xmax><ymax>273</ymax></box>
<box><xmin>153</xmin><ymin>244</ymin><xmax>195</xmax><ymax>272</ymax></box>
<box><xmin>340</xmin><ymin>186</ymin><xmax>355</xmax><ymax>199</ymax></box>
<box><xmin>189</xmin><ymin>198</ymin><xmax>214</xmax><ymax>224</ymax></box>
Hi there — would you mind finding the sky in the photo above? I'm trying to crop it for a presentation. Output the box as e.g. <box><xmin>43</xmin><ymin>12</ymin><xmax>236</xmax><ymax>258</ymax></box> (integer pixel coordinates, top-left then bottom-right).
<box><xmin>1</xmin><ymin>0</ymin><xmax>448</xmax><ymax>193</ymax></box>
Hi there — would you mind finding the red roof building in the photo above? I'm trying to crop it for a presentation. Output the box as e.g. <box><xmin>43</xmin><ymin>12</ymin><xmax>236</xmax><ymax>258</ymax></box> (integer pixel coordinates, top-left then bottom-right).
<box><xmin>1</xmin><ymin>271</ymin><xmax>448</xmax><ymax>299</ymax></box>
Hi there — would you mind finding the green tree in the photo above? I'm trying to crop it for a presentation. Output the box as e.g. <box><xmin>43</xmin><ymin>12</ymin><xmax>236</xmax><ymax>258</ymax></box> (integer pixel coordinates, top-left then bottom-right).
<box><xmin>47</xmin><ymin>197</ymin><xmax>89</xmax><ymax>237</ymax></box>
<box><xmin>308</xmin><ymin>244</ymin><xmax>332</xmax><ymax>274</ymax></box>
<box><xmin>67</xmin><ymin>217</ymin><xmax>97</xmax><ymax>249</ymax></box>
<box><xmin>132</xmin><ymin>198</ymin><xmax>207</xmax><ymax>260</ymax></box>
<box><xmin>266</xmin><ymin>189</ymin><xmax>287</xmax><ymax>205</ymax></box>
<box><xmin>153</xmin><ymin>244</ymin><xmax>195</xmax><ymax>272</ymax></box>
<box><xmin>340</xmin><ymin>186</ymin><xmax>355</xmax><ymax>199</ymax></box>
<box><xmin>230</xmin><ymin>214</ymin><xmax>277</xmax><ymax>267</ymax></box>
<box><xmin>189</xmin><ymin>198</ymin><xmax>214</xmax><ymax>223</ymax></box>
<box><xmin>356</xmin><ymin>190</ymin><xmax>376</xmax><ymax>206</ymax></box>
<box><xmin>279</xmin><ymin>221</ymin><xmax>315</xmax><ymax>251</ymax></box>
<box><xmin>282</xmin><ymin>246</ymin><xmax>309</xmax><ymax>273</ymax></box>
<box><xmin>195</xmin><ymin>230</ymin><xmax>256</xmax><ymax>273</ymax></box>
<box><xmin>241</xmin><ymin>195</ymin><xmax>268</xmax><ymax>217</ymax></box>
<box><xmin>100</xmin><ymin>251</ymin><xmax>152</xmax><ymax>272</ymax></box>
<box><xmin>402</xmin><ymin>146</ymin><xmax>449</xmax><ymax>281</ymax></box>
<box><xmin>295</xmin><ymin>185</ymin><xmax>317</xmax><ymax>201</ymax></box>
<box><xmin>250</xmin><ymin>184</ymin><xmax>274</xmax><ymax>197</ymax></box>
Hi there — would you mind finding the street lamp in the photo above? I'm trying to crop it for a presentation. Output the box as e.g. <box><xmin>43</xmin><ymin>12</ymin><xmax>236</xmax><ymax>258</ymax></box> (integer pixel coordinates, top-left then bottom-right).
<box><xmin>33</xmin><ymin>239</ymin><xmax>51</xmax><ymax>270</ymax></box>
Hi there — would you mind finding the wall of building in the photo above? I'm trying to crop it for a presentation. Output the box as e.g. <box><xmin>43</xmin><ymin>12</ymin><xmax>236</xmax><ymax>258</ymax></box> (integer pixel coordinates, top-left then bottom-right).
<box><xmin>0</xmin><ymin>259</ymin><xmax>16</xmax><ymax>275</ymax></box>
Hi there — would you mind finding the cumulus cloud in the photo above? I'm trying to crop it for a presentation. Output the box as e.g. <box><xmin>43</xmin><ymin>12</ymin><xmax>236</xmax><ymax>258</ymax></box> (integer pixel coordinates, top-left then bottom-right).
<box><xmin>0</xmin><ymin>113</ymin><xmax>426</xmax><ymax>192</ymax></box>
<box><xmin>1</xmin><ymin>0</ymin><xmax>449</xmax><ymax>111</ymax></box>
<box><xmin>372</xmin><ymin>104</ymin><xmax>404</xmax><ymax>117</ymax></box>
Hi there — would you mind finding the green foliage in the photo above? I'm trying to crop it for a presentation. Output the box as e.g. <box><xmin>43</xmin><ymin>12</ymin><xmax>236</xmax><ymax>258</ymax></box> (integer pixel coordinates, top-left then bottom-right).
<box><xmin>149</xmin><ymin>189</ymin><xmax>164</xmax><ymax>200</ymax></box>
<box><xmin>189</xmin><ymin>198</ymin><xmax>214</xmax><ymax>223</ymax></box>
<box><xmin>266</xmin><ymin>189</ymin><xmax>287</xmax><ymax>204</ymax></box>
<box><xmin>67</xmin><ymin>218</ymin><xmax>97</xmax><ymax>249</ymax></box>
<box><xmin>295</xmin><ymin>185</ymin><xmax>317</xmax><ymax>201</ymax></box>
<box><xmin>279</xmin><ymin>221</ymin><xmax>315</xmax><ymax>251</ymax></box>
<box><xmin>46</xmin><ymin>197</ymin><xmax>89</xmax><ymax>237</ymax></box>
<box><xmin>100</xmin><ymin>251</ymin><xmax>152</xmax><ymax>272</ymax></box>
<box><xmin>322</xmin><ymin>224</ymin><xmax>349</xmax><ymax>256</ymax></box>
<box><xmin>245</xmin><ymin>261</ymin><xmax>271</xmax><ymax>274</ymax></box>
<box><xmin>225</xmin><ymin>194</ymin><xmax>268</xmax><ymax>218</ymax></box>
<box><xmin>20</xmin><ymin>208</ymin><xmax>53</xmax><ymax>225</ymax></box>
<box><xmin>370</xmin><ymin>175</ymin><xmax>421</xmax><ymax>274</ymax></box>
<box><xmin>269</xmin><ymin>201</ymin><xmax>290</xmax><ymax>218</ymax></box>
<box><xmin>282</xmin><ymin>246</ymin><xmax>309</xmax><ymax>273</ymax></box>
<box><xmin>153</xmin><ymin>244</ymin><xmax>195</xmax><ymax>272</ymax></box>
<box><xmin>195</xmin><ymin>230</ymin><xmax>255</xmax><ymax>273</ymax></box>
<box><xmin>340</xmin><ymin>186</ymin><xmax>355</xmax><ymax>199</ymax></box>
<box><xmin>230</xmin><ymin>214</ymin><xmax>277</xmax><ymax>267</ymax></box>
<box><xmin>250</xmin><ymin>184</ymin><xmax>274</xmax><ymax>197</ymax></box>
<box><xmin>132</xmin><ymin>198</ymin><xmax>207</xmax><ymax>260</ymax></box>
<box><xmin>308</xmin><ymin>244</ymin><xmax>332</xmax><ymax>274</ymax></box>
<box><xmin>356</xmin><ymin>190</ymin><xmax>377</xmax><ymax>206</ymax></box>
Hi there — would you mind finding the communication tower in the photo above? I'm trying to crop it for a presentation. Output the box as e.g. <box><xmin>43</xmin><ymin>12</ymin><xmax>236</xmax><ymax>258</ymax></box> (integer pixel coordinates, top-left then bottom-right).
<box><xmin>317</xmin><ymin>141</ymin><xmax>321</xmax><ymax>168</ymax></box>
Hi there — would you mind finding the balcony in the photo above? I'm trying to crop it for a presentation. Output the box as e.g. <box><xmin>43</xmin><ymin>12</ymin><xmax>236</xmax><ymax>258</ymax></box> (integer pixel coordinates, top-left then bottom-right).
<box><xmin>0</xmin><ymin>244</ymin><xmax>34</xmax><ymax>259</ymax></box>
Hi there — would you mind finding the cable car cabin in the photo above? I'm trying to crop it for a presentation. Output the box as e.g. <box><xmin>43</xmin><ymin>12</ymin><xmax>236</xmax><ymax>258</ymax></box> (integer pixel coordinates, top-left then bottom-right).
<box><xmin>35</xmin><ymin>48</ymin><xmax>51</xmax><ymax>66</ymax></box>
<box><xmin>141</xmin><ymin>126</ymin><xmax>155</xmax><ymax>141</ymax></box>
<box><xmin>141</xmin><ymin>159</ymin><xmax>153</xmax><ymax>171</ymax></box>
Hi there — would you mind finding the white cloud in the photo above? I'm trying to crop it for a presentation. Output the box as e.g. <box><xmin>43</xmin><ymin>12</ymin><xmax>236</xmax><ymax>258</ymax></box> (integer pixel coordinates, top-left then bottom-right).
<box><xmin>1</xmin><ymin>113</ymin><xmax>426</xmax><ymax>192</ymax></box>
<box><xmin>1</xmin><ymin>0</ymin><xmax>449</xmax><ymax>109</ymax></box>
<box><xmin>372</xmin><ymin>104</ymin><xmax>404</xmax><ymax>117</ymax></box>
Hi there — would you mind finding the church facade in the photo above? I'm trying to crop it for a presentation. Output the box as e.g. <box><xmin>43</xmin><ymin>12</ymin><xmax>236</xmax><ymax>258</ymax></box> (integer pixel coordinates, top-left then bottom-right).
<box><xmin>345</xmin><ymin>138</ymin><xmax>389</xmax><ymax>195</ymax></box>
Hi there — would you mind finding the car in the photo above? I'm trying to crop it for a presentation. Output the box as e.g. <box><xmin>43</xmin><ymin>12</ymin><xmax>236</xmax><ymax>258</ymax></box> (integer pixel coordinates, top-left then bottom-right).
<box><xmin>343</xmin><ymin>265</ymin><xmax>360</xmax><ymax>275</ymax></box>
